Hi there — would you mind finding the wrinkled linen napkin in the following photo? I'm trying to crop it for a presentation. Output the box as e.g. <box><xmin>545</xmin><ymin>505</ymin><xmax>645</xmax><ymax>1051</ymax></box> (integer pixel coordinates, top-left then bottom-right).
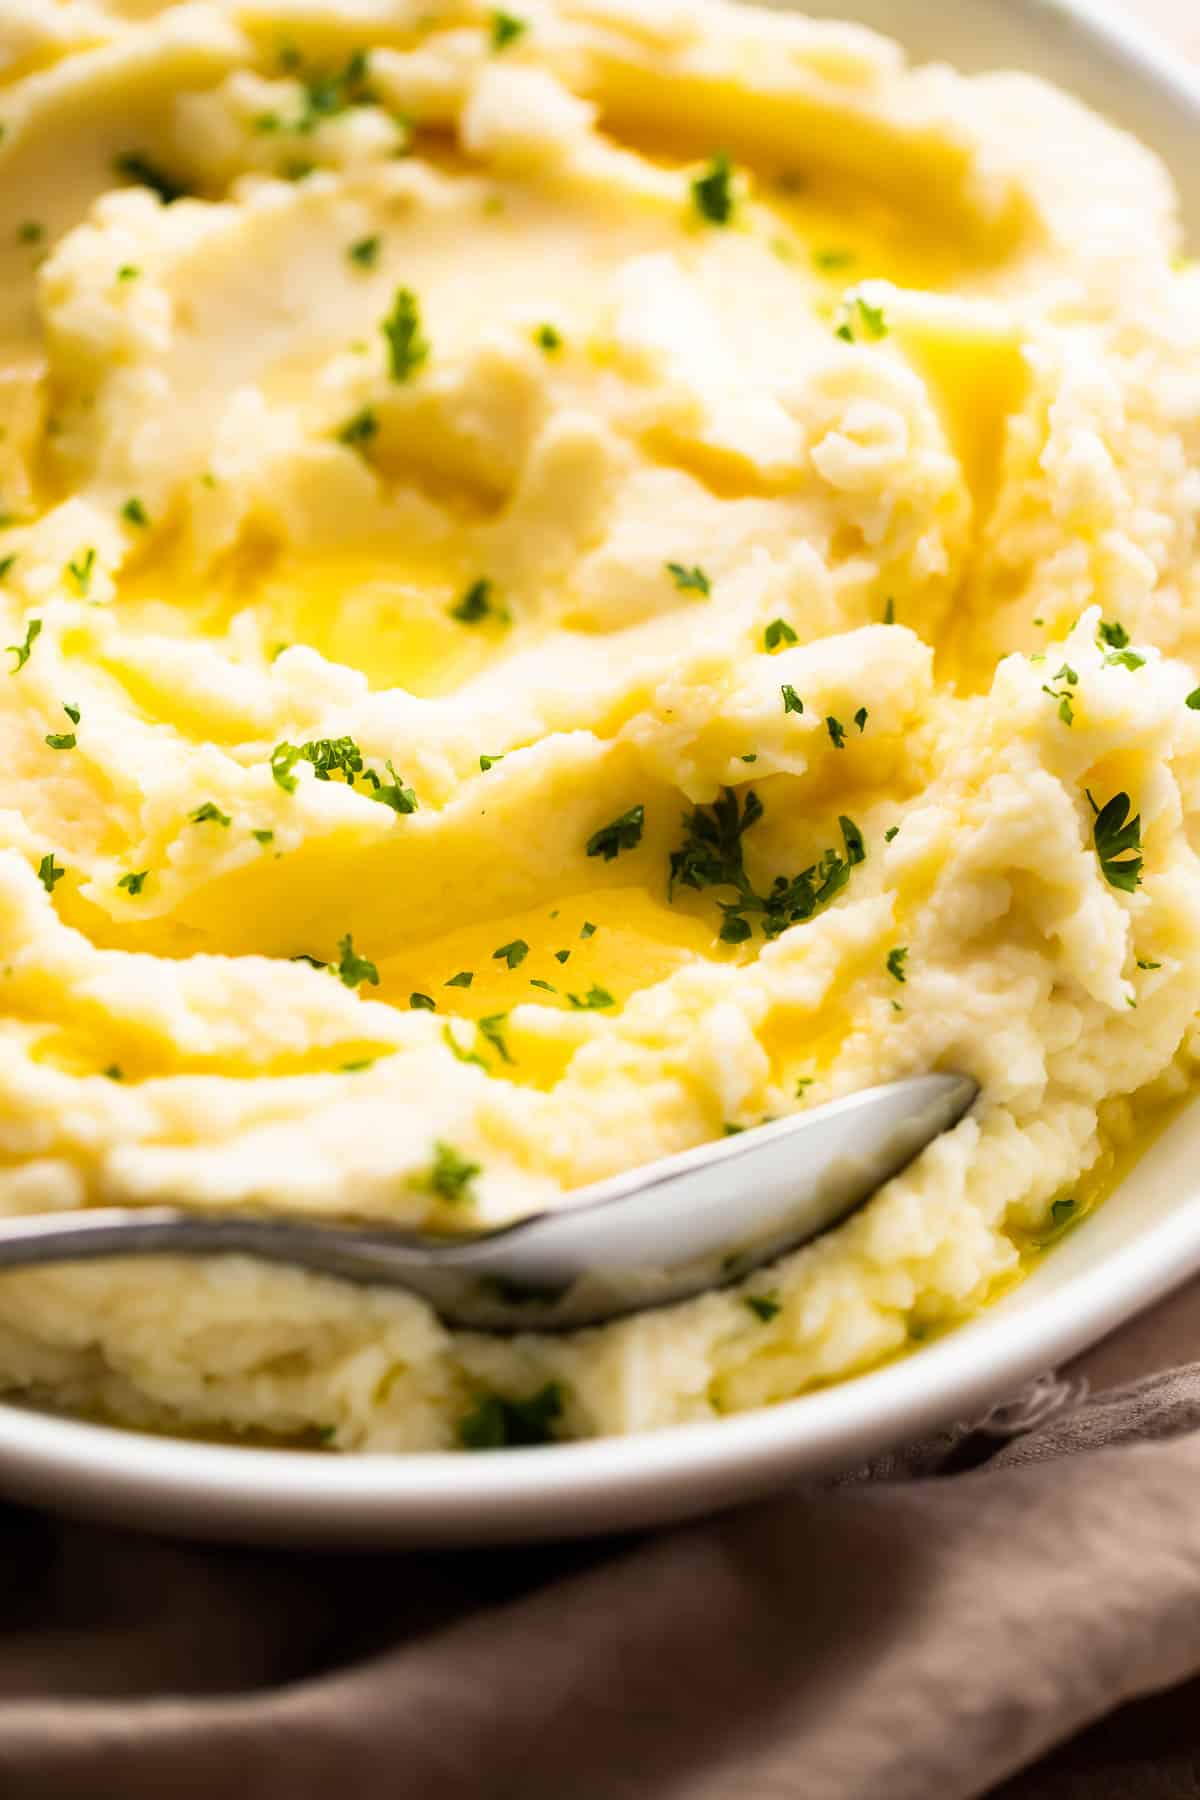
<box><xmin>0</xmin><ymin>1282</ymin><xmax>1198</xmax><ymax>1799</ymax></box>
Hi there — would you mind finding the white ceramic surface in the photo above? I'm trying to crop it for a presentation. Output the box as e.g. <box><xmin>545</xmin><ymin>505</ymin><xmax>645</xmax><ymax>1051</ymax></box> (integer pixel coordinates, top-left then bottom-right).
<box><xmin>3</xmin><ymin>0</ymin><xmax>1199</xmax><ymax>1546</ymax></box>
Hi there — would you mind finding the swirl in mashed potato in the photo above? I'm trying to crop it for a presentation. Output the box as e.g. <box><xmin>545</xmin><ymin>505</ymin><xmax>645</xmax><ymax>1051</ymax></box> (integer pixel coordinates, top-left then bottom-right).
<box><xmin>1</xmin><ymin>0</ymin><xmax>1199</xmax><ymax>1449</ymax></box>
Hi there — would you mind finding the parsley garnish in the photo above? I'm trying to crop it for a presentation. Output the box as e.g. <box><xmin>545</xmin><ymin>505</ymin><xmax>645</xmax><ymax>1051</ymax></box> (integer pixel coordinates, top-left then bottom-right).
<box><xmin>189</xmin><ymin>801</ymin><xmax>231</xmax><ymax>826</ymax></box>
<box><xmin>884</xmin><ymin>825</ymin><xmax>899</xmax><ymax>842</ymax></box>
<box><xmin>17</xmin><ymin>221</ymin><xmax>43</xmax><ymax>246</ymax></box>
<box><xmin>586</xmin><ymin>805</ymin><xmax>644</xmax><ymax>861</ymax></box>
<box><xmin>44</xmin><ymin>731</ymin><xmax>76</xmax><ymax>750</ymax></box>
<box><xmin>854</xmin><ymin>706</ymin><xmax>868</xmax><ymax>732</ymax></box>
<box><xmin>479</xmin><ymin>753</ymin><xmax>504</xmax><ymax>772</ymax></box>
<box><xmin>291</xmin><ymin>47</ymin><xmax>374</xmax><ymax>133</ymax></box>
<box><xmin>117</xmin><ymin>265</ymin><xmax>140</xmax><ymax>282</ymax></box>
<box><xmin>812</xmin><ymin>248</ymin><xmax>855</xmax><ymax>271</ymax></box>
<box><xmin>781</xmin><ymin>684</ymin><xmax>803</xmax><ymax>715</ymax></box>
<box><xmin>6</xmin><ymin>618</ymin><xmax>39</xmax><ymax>671</ymax></box>
<box><xmin>745</xmin><ymin>1293</ymin><xmax>781</xmax><ymax>1322</ymax></box>
<box><xmin>825</xmin><ymin>715</ymin><xmax>845</xmax><ymax>749</ymax></box>
<box><xmin>334</xmin><ymin>934</ymin><xmax>378</xmax><ymax>988</ymax></box>
<box><xmin>478</xmin><ymin>1013</ymin><xmax>513</xmax><ymax>1062</ymax></box>
<box><xmin>65</xmin><ymin>548</ymin><xmax>96</xmax><ymax>596</ymax></box>
<box><xmin>490</xmin><ymin>10</ymin><xmax>527</xmax><ymax>50</ymax></box>
<box><xmin>529</xmin><ymin>978</ymin><xmax>557</xmax><ymax>993</ymax></box>
<box><xmin>580</xmin><ymin>921</ymin><xmax>596</xmax><ymax>938</ymax></box>
<box><xmin>117</xmin><ymin>870</ymin><xmax>148</xmax><ymax>896</ymax></box>
<box><xmin>1187</xmin><ymin>688</ymin><xmax>1200</xmax><ymax>711</ymax></box>
<box><xmin>764</xmin><ymin>618</ymin><xmax>797</xmax><ymax>651</ymax></box>
<box><xmin>0</xmin><ymin>555</ymin><xmax>16</xmax><ymax>582</ymax></box>
<box><xmin>459</xmin><ymin>1382</ymin><xmax>562</xmax><ymax>1449</ymax></box>
<box><xmin>348</xmin><ymin>235</ymin><xmax>381</xmax><ymax>268</ymax></box>
<box><xmin>691</xmin><ymin>152</ymin><xmax>734</xmax><ymax>225</ymax></box>
<box><xmin>252</xmin><ymin>829</ymin><xmax>274</xmax><ymax>845</ymax></box>
<box><xmin>567</xmin><ymin>984</ymin><xmax>614</xmax><ymax>1009</ymax></box>
<box><xmin>338</xmin><ymin>407</ymin><xmax>378</xmax><ymax>447</ymax></box>
<box><xmin>368</xmin><ymin>760</ymin><xmax>417</xmax><ymax>813</ymax></box>
<box><xmin>1088</xmin><ymin>790</ymin><xmax>1142</xmax><ymax>892</ymax></box>
<box><xmin>450</xmin><ymin>578</ymin><xmax>500</xmax><ymax>624</ymax></box>
<box><xmin>668</xmin><ymin>788</ymin><xmax>861</xmax><ymax>943</ymax></box>
<box><xmin>883</xmin><ymin>597</ymin><xmax>895</xmax><ymax>624</ymax></box>
<box><xmin>554</xmin><ymin>949</ymin><xmax>570</xmax><ymax>964</ymax></box>
<box><xmin>1042</xmin><ymin>662</ymin><xmax>1077</xmax><ymax>726</ymax></box>
<box><xmin>122</xmin><ymin>497</ymin><xmax>149</xmax><ymax>528</ymax></box>
<box><xmin>886</xmin><ymin>946</ymin><xmax>908</xmax><ymax>983</ymax></box>
<box><xmin>1137</xmin><ymin>958</ymin><xmax>1161</xmax><ymax>971</ymax></box>
<box><xmin>493</xmin><ymin>939</ymin><xmax>528</xmax><ymax>969</ymax></box>
<box><xmin>442</xmin><ymin>1024</ymin><xmax>487</xmax><ymax>1069</ymax></box>
<box><xmin>63</xmin><ymin>703</ymin><xmax>80</xmax><ymax>724</ymax></box>
<box><xmin>425</xmin><ymin>1140</ymin><xmax>480</xmax><ymax>1203</ymax></box>
<box><xmin>270</xmin><ymin>743</ymin><xmax>303</xmax><ymax>792</ymax></box>
<box><xmin>410</xmin><ymin>992</ymin><xmax>436</xmax><ymax>1010</ymax></box>
<box><xmin>382</xmin><ymin>286</ymin><xmax>428</xmax><ymax>382</ymax></box>
<box><xmin>534</xmin><ymin>323</ymin><xmax>561</xmax><ymax>352</ymax></box>
<box><xmin>37</xmin><ymin>853</ymin><xmax>64</xmax><ymax>893</ymax></box>
<box><xmin>835</xmin><ymin>294</ymin><xmax>888</xmax><ymax>342</ymax></box>
<box><xmin>1098</xmin><ymin>620</ymin><xmax>1129</xmax><ymax>649</ymax></box>
<box><xmin>446</xmin><ymin>970</ymin><xmax>474</xmax><ymax>988</ymax></box>
<box><xmin>114</xmin><ymin>151</ymin><xmax>189</xmax><ymax>205</ymax></box>
<box><xmin>666</xmin><ymin>562</ymin><xmax>711</xmax><ymax>596</ymax></box>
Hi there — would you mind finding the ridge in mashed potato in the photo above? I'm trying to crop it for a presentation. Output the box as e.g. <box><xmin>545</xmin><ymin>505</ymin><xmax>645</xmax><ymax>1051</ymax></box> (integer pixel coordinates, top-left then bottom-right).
<box><xmin>2</xmin><ymin>0</ymin><xmax>1200</xmax><ymax>1450</ymax></box>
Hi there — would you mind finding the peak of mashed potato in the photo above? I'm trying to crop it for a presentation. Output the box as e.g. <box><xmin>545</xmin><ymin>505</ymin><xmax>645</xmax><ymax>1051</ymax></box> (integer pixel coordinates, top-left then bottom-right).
<box><xmin>1</xmin><ymin>0</ymin><xmax>1199</xmax><ymax>1450</ymax></box>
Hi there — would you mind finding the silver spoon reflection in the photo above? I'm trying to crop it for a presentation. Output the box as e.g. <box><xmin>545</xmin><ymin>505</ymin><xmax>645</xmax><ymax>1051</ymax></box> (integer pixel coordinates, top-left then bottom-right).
<box><xmin>0</xmin><ymin>1074</ymin><xmax>976</xmax><ymax>1332</ymax></box>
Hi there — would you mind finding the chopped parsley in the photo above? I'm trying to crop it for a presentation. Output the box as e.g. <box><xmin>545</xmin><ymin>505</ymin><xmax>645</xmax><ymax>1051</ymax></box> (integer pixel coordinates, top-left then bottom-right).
<box><xmin>334</xmin><ymin>933</ymin><xmax>379</xmax><ymax>988</ymax></box>
<box><xmin>666</xmin><ymin>562</ymin><xmax>711</xmax><ymax>596</ymax></box>
<box><xmin>337</xmin><ymin>407</ymin><xmax>378</xmax><ymax>447</ymax></box>
<box><xmin>290</xmin><ymin>47</ymin><xmax>375</xmax><ymax>133</ymax></box>
<box><xmin>0</xmin><ymin>555</ymin><xmax>16</xmax><ymax>582</ymax></box>
<box><xmin>117</xmin><ymin>870</ymin><xmax>148</xmax><ymax>896</ymax></box>
<box><xmin>567</xmin><ymin>984</ymin><xmax>614</xmax><ymax>1010</ymax></box>
<box><xmin>854</xmin><ymin>706</ymin><xmax>868</xmax><ymax>733</ymax></box>
<box><xmin>479</xmin><ymin>753</ymin><xmax>504</xmax><ymax>772</ymax></box>
<box><xmin>1105</xmin><ymin>649</ymin><xmax>1146</xmax><ymax>671</ymax></box>
<box><xmin>554</xmin><ymin>949</ymin><xmax>570</xmax><ymax>963</ymax></box>
<box><xmin>691</xmin><ymin>152</ymin><xmax>734</xmax><ymax>226</ymax></box>
<box><xmin>668</xmin><ymin>787</ymin><xmax>862</xmax><ymax>943</ymax></box>
<box><xmin>534</xmin><ymin>323</ymin><xmax>561</xmax><ymax>352</ymax></box>
<box><xmin>104</xmin><ymin>1065</ymin><xmax>124</xmax><ymax>1081</ymax></box>
<box><xmin>252</xmin><ymin>828</ymin><xmax>275</xmax><ymax>845</ymax></box>
<box><xmin>44</xmin><ymin>730</ymin><xmax>76</xmax><ymax>750</ymax></box>
<box><xmin>835</xmin><ymin>294</ymin><xmax>888</xmax><ymax>343</ymax></box>
<box><xmin>17</xmin><ymin>221</ymin><xmax>43</xmax><ymax>246</ymax></box>
<box><xmin>1098</xmin><ymin>620</ymin><xmax>1129</xmax><ymax>649</ymax></box>
<box><xmin>883</xmin><ymin>597</ymin><xmax>895</xmax><ymax>624</ymax></box>
<box><xmin>382</xmin><ymin>286</ymin><xmax>428</xmax><ymax>383</ymax></box>
<box><xmin>348</xmin><ymin>234</ymin><xmax>381</xmax><ymax>268</ymax></box>
<box><xmin>529</xmin><ymin>978</ymin><xmax>557</xmax><ymax>993</ymax></box>
<box><xmin>764</xmin><ymin>618</ymin><xmax>797</xmax><ymax>651</ymax></box>
<box><xmin>122</xmin><ymin>497</ymin><xmax>149</xmax><ymax>528</ymax></box>
<box><xmin>446</xmin><ymin>970</ymin><xmax>474</xmax><ymax>988</ymax></box>
<box><xmin>884</xmin><ymin>825</ymin><xmax>900</xmax><ymax>843</ymax></box>
<box><xmin>65</xmin><ymin>548</ymin><xmax>96</xmax><ymax>596</ymax></box>
<box><xmin>490</xmin><ymin>9</ymin><xmax>527</xmax><ymax>50</ymax></box>
<box><xmin>450</xmin><ymin>578</ymin><xmax>500</xmax><ymax>624</ymax></box>
<box><xmin>745</xmin><ymin>1293</ymin><xmax>781</xmax><ymax>1323</ymax></box>
<box><xmin>426</xmin><ymin>1140</ymin><xmax>481</xmax><ymax>1203</ymax></box>
<box><xmin>886</xmin><ymin>946</ymin><xmax>908</xmax><ymax>983</ymax></box>
<box><xmin>1187</xmin><ymin>688</ymin><xmax>1200</xmax><ymax>711</ymax></box>
<box><xmin>477</xmin><ymin>1013</ymin><xmax>513</xmax><ymax>1063</ymax></box>
<box><xmin>459</xmin><ymin>1381</ymin><xmax>562</xmax><ymax>1449</ymax></box>
<box><xmin>114</xmin><ymin>151</ymin><xmax>190</xmax><ymax>205</ymax></box>
<box><xmin>6</xmin><ymin>618</ymin><xmax>40</xmax><ymax>672</ymax></box>
<box><xmin>586</xmin><ymin>804</ymin><xmax>644</xmax><ymax>861</ymax></box>
<box><xmin>410</xmin><ymin>992</ymin><xmax>436</xmax><ymax>1010</ymax></box>
<box><xmin>1137</xmin><ymin>958</ymin><xmax>1161</xmax><ymax>971</ymax></box>
<box><xmin>442</xmin><ymin>1024</ymin><xmax>487</xmax><ymax>1069</ymax></box>
<box><xmin>1042</xmin><ymin>662</ymin><xmax>1078</xmax><ymax>726</ymax></box>
<box><xmin>825</xmin><ymin>715</ymin><xmax>846</xmax><ymax>749</ymax></box>
<box><xmin>63</xmin><ymin>703</ymin><xmax>80</xmax><ymax>724</ymax></box>
<box><xmin>269</xmin><ymin>738</ymin><xmax>414</xmax><ymax>811</ymax></box>
<box><xmin>493</xmin><ymin>939</ymin><xmax>529</xmax><ymax>969</ymax></box>
<box><xmin>781</xmin><ymin>684</ymin><xmax>804</xmax><ymax>715</ymax></box>
<box><xmin>367</xmin><ymin>761</ymin><xmax>417</xmax><ymax>813</ymax></box>
<box><xmin>1088</xmin><ymin>790</ymin><xmax>1142</xmax><ymax>893</ymax></box>
<box><xmin>189</xmin><ymin>801</ymin><xmax>231</xmax><ymax>826</ymax></box>
<box><xmin>116</xmin><ymin>265</ymin><xmax>140</xmax><ymax>282</ymax></box>
<box><xmin>37</xmin><ymin>853</ymin><xmax>64</xmax><ymax>894</ymax></box>
<box><xmin>812</xmin><ymin>247</ymin><xmax>855</xmax><ymax>271</ymax></box>
<box><xmin>580</xmin><ymin>921</ymin><xmax>596</xmax><ymax>938</ymax></box>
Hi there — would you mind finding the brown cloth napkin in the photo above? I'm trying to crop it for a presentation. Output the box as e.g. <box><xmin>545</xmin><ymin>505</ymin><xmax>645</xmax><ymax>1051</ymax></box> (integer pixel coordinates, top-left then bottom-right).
<box><xmin>0</xmin><ymin>1282</ymin><xmax>1198</xmax><ymax>1799</ymax></box>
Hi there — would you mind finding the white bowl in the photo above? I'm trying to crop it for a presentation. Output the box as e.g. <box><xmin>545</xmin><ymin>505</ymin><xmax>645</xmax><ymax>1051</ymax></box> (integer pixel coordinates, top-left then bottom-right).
<box><xmin>3</xmin><ymin>0</ymin><xmax>1199</xmax><ymax>1545</ymax></box>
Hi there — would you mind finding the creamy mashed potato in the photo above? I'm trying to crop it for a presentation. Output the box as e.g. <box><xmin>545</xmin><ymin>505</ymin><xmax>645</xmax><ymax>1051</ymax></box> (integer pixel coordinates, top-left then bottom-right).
<box><xmin>2</xmin><ymin>0</ymin><xmax>1200</xmax><ymax>1450</ymax></box>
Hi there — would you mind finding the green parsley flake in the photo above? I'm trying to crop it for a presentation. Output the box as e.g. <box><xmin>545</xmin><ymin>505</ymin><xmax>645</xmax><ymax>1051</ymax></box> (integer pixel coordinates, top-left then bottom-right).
<box><xmin>189</xmin><ymin>801</ymin><xmax>231</xmax><ymax>826</ymax></box>
<box><xmin>117</xmin><ymin>265</ymin><xmax>140</xmax><ymax>282</ymax></box>
<box><xmin>884</xmin><ymin>825</ymin><xmax>900</xmax><ymax>842</ymax></box>
<box><xmin>17</xmin><ymin>221</ymin><xmax>43</xmax><ymax>246</ymax></box>
<box><xmin>764</xmin><ymin>618</ymin><xmax>797</xmax><ymax>651</ymax></box>
<box><xmin>812</xmin><ymin>248</ymin><xmax>855</xmax><ymax>272</ymax></box>
<box><xmin>1098</xmin><ymin>620</ymin><xmax>1129</xmax><ymax>649</ymax></box>
<box><xmin>666</xmin><ymin>562</ymin><xmax>711</xmax><ymax>596</ymax></box>
<box><xmin>886</xmin><ymin>946</ymin><xmax>908</xmax><ymax>983</ymax></box>
<box><xmin>554</xmin><ymin>949</ymin><xmax>570</xmax><ymax>963</ymax></box>
<box><xmin>446</xmin><ymin>970</ymin><xmax>474</xmax><ymax>988</ymax></box>
<box><xmin>567</xmin><ymin>984</ymin><xmax>615</xmax><ymax>1010</ymax></box>
<box><xmin>529</xmin><ymin>978</ymin><xmax>557</xmax><ymax>994</ymax></box>
<box><xmin>44</xmin><ymin>731</ymin><xmax>76</xmax><ymax>751</ymax></box>
<box><xmin>252</xmin><ymin>829</ymin><xmax>274</xmax><ymax>845</ymax></box>
<box><xmin>37</xmin><ymin>853</ymin><xmax>64</xmax><ymax>893</ymax></box>
<box><xmin>691</xmin><ymin>152</ymin><xmax>735</xmax><ymax>225</ymax></box>
<box><xmin>459</xmin><ymin>1382</ymin><xmax>562</xmax><ymax>1450</ymax></box>
<box><xmin>334</xmin><ymin>933</ymin><xmax>378</xmax><ymax>988</ymax></box>
<box><xmin>1088</xmin><ymin>790</ymin><xmax>1142</xmax><ymax>893</ymax></box>
<box><xmin>450</xmin><ymin>578</ymin><xmax>499</xmax><ymax>624</ymax></box>
<box><xmin>338</xmin><ymin>407</ymin><xmax>378</xmax><ymax>447</ymax></box>
<box><xmin>1137</xmin><ymin>958</ymin><xmax>1161</xmax><ymax>971</ymax></box>
<box><xmin>883</xmin><ymin>597</ymin><xmax>895</xmax><ymax>624</ymax></box>
<box><xmin>534</xmin><ymin>323</ymin><xmax>561</xmax><ymax>352</ymax></box>
<box><xmin>122</xmin><ymin>497</ymin><xmax>149</xmax><ymax>528</ymax></box>
<box><xmin>1187</xmin><ymin>688</ymin><xmax>1200</xmax><ymax>711</ymax></box>
<box><xmin>586</xmin><ymin>805</ymin><xmax>644</xmax><ymax>861</ymax></box>
<box><xmin>826</xmin><ymin>715</ymin><xmax>846</xmax><ymax>749</ymax></box>
<box><xmin>490</xmin><ymin>9</ymin><xmax>527</xmax><ymax>50</ymax></box>
<box><xmin>835</xmin><ymin>294</ymin><xmax>888</xmax><ymax>343</ymax></box>
<box><xmin>839</xmin><ymin>816</ymin><xmax>865</xmax><ymax>865</ymax></box>
<box><xmin>410</xmin><ymin>992</ymin><xmax>436</xmax><ymax>1010</ymax></box>
<box><xmin>5</xmin><ymin>619</ymin><xmax>40</xmax><ymax>672</ymax></box>
<box><xmin>382</xmin><ymin>286</ymin><xmax>428</xmax><ymax>383</ymax></box>
<box><xmin>65</xmin><ymin>548</ymin><xmax>96</xmax><ymax>596</ymax></box>
<box><xmin>854</xmin><ymin>706</ymin><xmax>868</xmax><ymax>733</ymax></box>
<box><xmin>118</xmin><ymin>870</ymin><xmax>148</xmax><ymax>896</ymax></box>
<box><xmin>781</xmin><ymin>684</ymin><xmax>804</xmax><ymax>715</ymax></box>
<box><xmin>114</xmin><ymin>151</ymin><xmax>189</xmax><ymax>205</ymax></box>
<box><xmin>348</xmin><ymin>235</ymin><xmax>381</xmax><ymax>268</ymax></box>
<box><xmin>479</xmin><ymin>753</ymin><xmax>504</xmax><ymax>772</ymax></box>
<box><xmin>0</xmin><ymin>555</ymin><xmax>17</xmax><ymax>582</ymax></box>
<box><xmin>427</xmin><ymin>1140</ymin><xmax>481</xmax><ymax>1203</ymax></box>
<box><xmin>63</xmin><ymin>703</ymin><xmax>80</xmax><ymax>724</ymax></box>
<box><xmin>1042</xmin><ymin>661</ymin><xmax>1078</xmax><ymax>726</ymax></box>
<box><xmin>104</xmin><ymin>1065</ymin><xmax>124</xmax><ymax>1081</ymax></box>
<box><xmin>580</xmin><ymin>921</ymin><xmax>596</xmax><ymax>938</ymax></box>
<box><xmin>1105</xmin><ymin>649</ymin><xmax>1146</xmax><ymax>671</ymax></box>
<box><xmin>745</xmin><ymin>1293</ymin><xmax>781</xmax><ymax>1323</ymax></box>
<box><xmin>493</xmin><ymin>939</ymin><xmax>529</xmax><ymax>969</ymax></box>
<box><xmin>477</xmin><ymin>1013</ymin><xmax>513</xmax><ymax>1064</ymax></box>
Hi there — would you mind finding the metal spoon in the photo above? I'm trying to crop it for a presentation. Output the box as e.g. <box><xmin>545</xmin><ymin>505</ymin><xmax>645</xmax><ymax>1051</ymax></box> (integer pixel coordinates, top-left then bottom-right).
<box><xmin>0</xmin><ymin>1074</ymin><xmax>975</xmax><ymax>1331</ymax></box>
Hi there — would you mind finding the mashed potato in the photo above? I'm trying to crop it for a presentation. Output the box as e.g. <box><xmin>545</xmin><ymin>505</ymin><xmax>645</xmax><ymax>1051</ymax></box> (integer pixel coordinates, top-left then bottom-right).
<box><xmin>1</xmin><ymin>0</ymin><xmax>1200</xmax><ymax>1450</ymax></box>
